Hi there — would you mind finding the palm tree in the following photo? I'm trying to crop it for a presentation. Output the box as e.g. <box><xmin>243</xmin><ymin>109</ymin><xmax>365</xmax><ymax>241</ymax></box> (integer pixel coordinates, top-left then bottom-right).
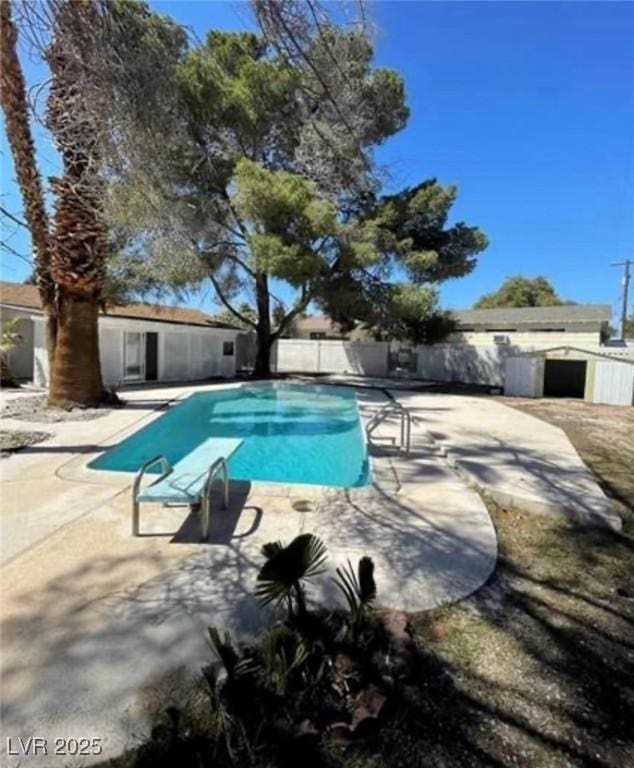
<box><xmin>44</xmin><ymin>0</ymin><xmax>107</xmax><ymax>406</ymax></box>
<box><xmin>1</xmin><ymin>0</ymin><xmax>108</xmax><ymax>406</ymax></box>
<box><xmin>0</xmin><ymin>0</ymin><xmax>57</xmax><ymax>365</ymax></box>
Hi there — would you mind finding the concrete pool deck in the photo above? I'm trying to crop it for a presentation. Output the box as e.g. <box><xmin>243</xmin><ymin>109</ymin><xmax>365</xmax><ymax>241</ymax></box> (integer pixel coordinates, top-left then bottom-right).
<box><xmin>0</xmin><ymin>380</ymin><xmax>617</xmax><ymax>764</ymax></box>
<box><xmin>387</xmin><ymin>389</ymin><xmax>621</xmax><ymax>530</ymax></box>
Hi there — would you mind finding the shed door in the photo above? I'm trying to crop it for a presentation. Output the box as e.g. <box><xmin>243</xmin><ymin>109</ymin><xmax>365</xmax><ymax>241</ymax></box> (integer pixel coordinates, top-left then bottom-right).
<box><xmin>543</xmin><ymin>359</ymin><xmax>586</xmax><ymax>398</ymax></box>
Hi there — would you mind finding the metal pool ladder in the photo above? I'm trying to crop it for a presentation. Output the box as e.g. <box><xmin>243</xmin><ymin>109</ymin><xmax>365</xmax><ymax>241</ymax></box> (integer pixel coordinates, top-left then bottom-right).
<box><xmin>365</xmin><ymin>400</ymin><xmax>412</xmax><ymax>454</ymax></box>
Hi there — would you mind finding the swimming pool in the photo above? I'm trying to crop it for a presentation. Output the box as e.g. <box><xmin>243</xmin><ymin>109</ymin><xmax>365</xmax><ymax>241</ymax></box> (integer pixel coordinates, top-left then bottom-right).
<box><xmin>89</xmin><ymin>384</ymin><xmax>371</xmax><ymax>488</ymax></box>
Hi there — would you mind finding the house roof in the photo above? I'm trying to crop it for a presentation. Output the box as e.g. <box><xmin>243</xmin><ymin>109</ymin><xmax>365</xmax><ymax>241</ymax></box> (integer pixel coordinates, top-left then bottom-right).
<box><xmin>0</xmin><ymin>281</ymin><xmax>237</xmax><ymax>329</ymax></box>
<box><xmin>296</xmin><ymin>314</ymin><xmax>343</xmax><ymax>332</ymax></box>
<box><xmin>453</xmin><ymin>304</ymin><xmax>611</xmax><ymax>327</ymax></box>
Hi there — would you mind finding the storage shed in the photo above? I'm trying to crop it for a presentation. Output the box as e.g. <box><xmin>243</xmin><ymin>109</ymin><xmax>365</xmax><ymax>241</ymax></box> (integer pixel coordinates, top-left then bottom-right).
<box><xmin>504</xmin><ymin>347</ymin><xmax>634</xmax><ymax>406</ymax></box>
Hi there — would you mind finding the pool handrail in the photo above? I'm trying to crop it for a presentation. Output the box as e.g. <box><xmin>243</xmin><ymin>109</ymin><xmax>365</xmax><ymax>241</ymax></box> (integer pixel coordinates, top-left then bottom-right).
<box><xmin>132</xmin><ymin>452</ymin><xmax>232</xmax><ymax>539</ymax></box>
<box><xmin>132</xmin><ymin>455</ymin><xmax>172</xmax><ymax>536</ymax></box>
<box><xmin>366</xmin><ymin>401</ymin><xmax>412</xmax><ymax>454</ymax></box>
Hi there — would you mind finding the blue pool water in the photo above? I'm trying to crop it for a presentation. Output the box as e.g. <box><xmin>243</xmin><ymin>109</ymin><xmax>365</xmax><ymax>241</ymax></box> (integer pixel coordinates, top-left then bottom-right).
<box><xmin>89</xmin><ymin>384</ymin><xmax>371</xmax><ymax>488</ymax></box>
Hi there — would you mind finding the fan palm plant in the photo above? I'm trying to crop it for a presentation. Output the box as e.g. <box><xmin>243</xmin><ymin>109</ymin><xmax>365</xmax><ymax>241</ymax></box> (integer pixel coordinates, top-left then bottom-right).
<box><xmin>259</xmin><ymin>625</ymin><xmax>309</xmax><ymax>696</ymax></box>
<box><xmin>255</xmin><ymin>533</ymin><xmax>328</xmax><ymax>619</ymax></box>
<box><xmin>0</xmin><ymin>317</ymin><xmax>22</xmax><ymax>387</ymax></box>
<box><xmin>335</xmin><ymin>556</ymin><xmax>377</xmax><ymax>629</ymax></box>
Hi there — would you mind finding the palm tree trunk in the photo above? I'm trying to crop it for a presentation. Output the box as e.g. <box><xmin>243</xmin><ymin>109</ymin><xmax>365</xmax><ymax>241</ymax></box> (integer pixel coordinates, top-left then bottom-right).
<box><xmin>0</xmin><ymin>0</ymin><xmax>56</xmax><ymax>367</ymax></box>
<box><xmin>48</xmin><ymin>298</ymin><xmax>103</xmax><ymax>406</ymax></box>
<box><xmin>44</xmin><ymin>0</ymin><xmax>107</xmax><ymax>406</ymax></box>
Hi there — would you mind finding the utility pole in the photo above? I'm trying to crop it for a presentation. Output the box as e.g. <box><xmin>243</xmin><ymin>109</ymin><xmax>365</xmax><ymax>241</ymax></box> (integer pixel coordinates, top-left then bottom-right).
<box><xmin>610</xmin><ymin>259</ymin><xmax>632</xmax><ymax>341</ymax></box>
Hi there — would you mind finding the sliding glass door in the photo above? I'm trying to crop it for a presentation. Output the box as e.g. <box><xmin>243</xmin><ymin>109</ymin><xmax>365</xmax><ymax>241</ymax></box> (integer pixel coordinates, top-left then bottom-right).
<box><xmin>124</xmin><ymin>331</ymin><xmax>144</xmax><ymax>380</ymax></box>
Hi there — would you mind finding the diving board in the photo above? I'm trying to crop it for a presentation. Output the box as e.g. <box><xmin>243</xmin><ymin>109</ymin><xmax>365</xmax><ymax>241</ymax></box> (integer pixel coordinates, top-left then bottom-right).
<box><xmin>132</xmin><ymin>437</ymin><xmax>243</xmax><ymax>538</ymax></box>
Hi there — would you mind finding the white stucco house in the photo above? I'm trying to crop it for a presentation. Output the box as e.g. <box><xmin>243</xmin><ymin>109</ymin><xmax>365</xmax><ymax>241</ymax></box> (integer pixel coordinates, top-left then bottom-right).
<box><xmin>0</xmin><ymin>281</ymin><xmax>244</xmax><ymax>387</ymax></box>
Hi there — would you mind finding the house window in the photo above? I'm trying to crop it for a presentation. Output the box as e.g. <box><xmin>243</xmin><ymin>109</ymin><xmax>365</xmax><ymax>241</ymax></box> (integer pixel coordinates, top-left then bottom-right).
<box><xmin>310</xmin><ymin>332</ymin><xmax>326</xmax><ymax>339</ymax></box>
<box><xmin>223</xmin><ymin>341</ymin><xmax>234</xmax><ymax>356</ymax></box>
<box><xmin>124</xmin><ymin>331</ymin><xmax>144</xmax><ymax>380</ymax></box>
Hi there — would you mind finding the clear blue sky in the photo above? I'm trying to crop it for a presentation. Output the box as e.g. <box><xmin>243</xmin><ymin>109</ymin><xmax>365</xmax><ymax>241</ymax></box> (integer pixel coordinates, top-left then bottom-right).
<box><xmin>1</xmin><ymin>1</ymin><xmax>633</xmax><ymax>319</ymax></box>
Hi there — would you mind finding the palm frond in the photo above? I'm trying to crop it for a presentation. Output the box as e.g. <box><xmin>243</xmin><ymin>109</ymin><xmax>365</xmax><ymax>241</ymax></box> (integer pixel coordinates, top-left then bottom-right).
<box><xmin>259</xmin><ymin>625</ymin><xmax>309</xmax><ymax>694</ymax></box>
<box><xmin>335</xmin><ymin>556</ymin><xmax>376</xmax><ymax>622</ymax></box>
<box><xmin>335</xmin><ymin>559</ymin><xmax>360</xmax><ymax>615</ymax></box>
<box><xmin>255</xmin><ymin>533</ymin><xmax>328</xmax><ymax>612</ymax></box>
<box><xmin>207</xmin><ymin>626</ymin><xmax>239</xmax><ymax>677</ymax></box>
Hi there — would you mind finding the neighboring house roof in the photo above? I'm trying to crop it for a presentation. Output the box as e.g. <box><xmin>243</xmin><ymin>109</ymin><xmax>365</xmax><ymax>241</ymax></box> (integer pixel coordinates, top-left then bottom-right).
<box><xmin>296</xmin><ymin>314</ymin><xmax>344</xmax><ymax>334</ymax></box>
<box><xmin>0</xmin><ymin>281</ymin><xmax>237</xmax><ymax>329</ymax></box>
<box><xmin>453</xmin><ymin>304</ymin><xmax>611</xmax><ymax>328</ymax></box>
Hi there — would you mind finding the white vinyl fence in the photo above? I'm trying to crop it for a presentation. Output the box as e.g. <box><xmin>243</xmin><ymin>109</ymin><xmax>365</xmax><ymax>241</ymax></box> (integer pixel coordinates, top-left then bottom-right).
<box><xmin>272</xmin><ymin>339</ymin><xmax>389</xmax><ymax>377</ymax></box>
<box><xmin>415</xmin><ymin>344</ymin><xmax>525</xmax><ymax>386</ymax></box>
<box><xmin>273</xmin><ymin>339</ymin><xmax>525</xmax><ymax>383</ymax></box>
<box><xmin>271</xmin><ymin>338</ymin><xmax>634</xmax><ymax>393</ymax></box>
<box><xmin>593</xmin><ymin>360</ymin><xmax>634</xmax><ymax>406</ymax></box>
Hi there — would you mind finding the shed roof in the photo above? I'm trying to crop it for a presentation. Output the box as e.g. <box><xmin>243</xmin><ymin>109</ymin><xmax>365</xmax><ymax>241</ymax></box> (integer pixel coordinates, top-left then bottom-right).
<box><xmin>0</xmin><ymin>281</ymin><xmax>237</xmax><ymax>329</ymax></box>
<box><xmin>509</xmin><ymin>346</ymin><xmax>634</xmax><ymax>365</ymax></box>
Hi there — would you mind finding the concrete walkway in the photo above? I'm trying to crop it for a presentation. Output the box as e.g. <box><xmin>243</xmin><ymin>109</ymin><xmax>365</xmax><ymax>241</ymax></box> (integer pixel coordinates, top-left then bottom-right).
<box><xmin>1</xmin><ymin>382</ymin><xmax>496</xmax><ymax>766</ymax></box>
<box><xmin>387</xmin><ymin>391</ymin><xmax>621</xmax><ymax>530</ymax></box>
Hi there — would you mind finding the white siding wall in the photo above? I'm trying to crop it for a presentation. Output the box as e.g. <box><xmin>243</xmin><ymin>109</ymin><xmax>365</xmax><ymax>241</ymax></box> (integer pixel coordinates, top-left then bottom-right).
<box><xmin>592</xmin><ymin>361</ymin><xmax>634</xmax><ymax>406</ymax></box>
<box><xmin>30</xmin><ymin>316</ymin><xmax>238</xmax><ymax>387</ymax></box>
<box><xmin>4</xmin><ymin>315</ymin><xmax>34</xmax><ymax>379</ymax></box>
<box><xmin>272</xmin><ymin>339</ymin><xmax>389</xmax><ymax>377</ymax></box>
<box><xmin>33</xmin><ymin>319</ymin><xmax>48</xmax><ymax>387</ymax></box>
<box><xmin>162</xmin><ymin>331</ymin><xmax>190</xmax><ymax>381</ymax></box>
<box><xmin>453</xmin><ymin>331</ymin><xmax>600</xmax><ymax>347</ymax></box>
<box><xmin>99</xmin><ymin>327</ymin><xmax>123</xmax><ymax>386</ymax></box>
<box><xmin>189</xmin><ymin>334</ymin><xmax>204</xmax><ymax>380</ymax></box>
<box><xmin>504</xmin><ymin>357</ymin><xmax>541</xmax><ymax>397</ymax></box>
<box><xmin>203</xmin><ymin>335</ymin><xmax>222</xmax><ymax>376</ymax></box>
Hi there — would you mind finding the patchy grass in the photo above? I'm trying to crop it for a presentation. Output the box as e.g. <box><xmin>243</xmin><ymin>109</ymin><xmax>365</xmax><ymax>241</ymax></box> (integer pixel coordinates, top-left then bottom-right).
<box><xmin>406</xmin><ymin>399</ymin><xmax>634</xmax><ymax>768</ymax></box>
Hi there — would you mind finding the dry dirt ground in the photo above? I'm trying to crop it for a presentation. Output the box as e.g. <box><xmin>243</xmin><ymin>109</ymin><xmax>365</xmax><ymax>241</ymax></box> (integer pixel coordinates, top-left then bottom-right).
<box><xmin>404</xmin><ymin>398</ymin><xmax>633</xmax><ymax>768</ymax></box>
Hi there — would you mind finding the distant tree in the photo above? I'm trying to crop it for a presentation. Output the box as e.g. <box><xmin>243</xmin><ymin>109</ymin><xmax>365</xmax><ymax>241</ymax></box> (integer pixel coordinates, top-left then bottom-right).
<box><xmin>215</xmin><ymin>303</ymin><xmax>257</xmax><ymax>330</ymax></box>
<box><xmin>474</xmin><ymin>276</ymin><xmax>562</xmax><ymax>309</ymax></box>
